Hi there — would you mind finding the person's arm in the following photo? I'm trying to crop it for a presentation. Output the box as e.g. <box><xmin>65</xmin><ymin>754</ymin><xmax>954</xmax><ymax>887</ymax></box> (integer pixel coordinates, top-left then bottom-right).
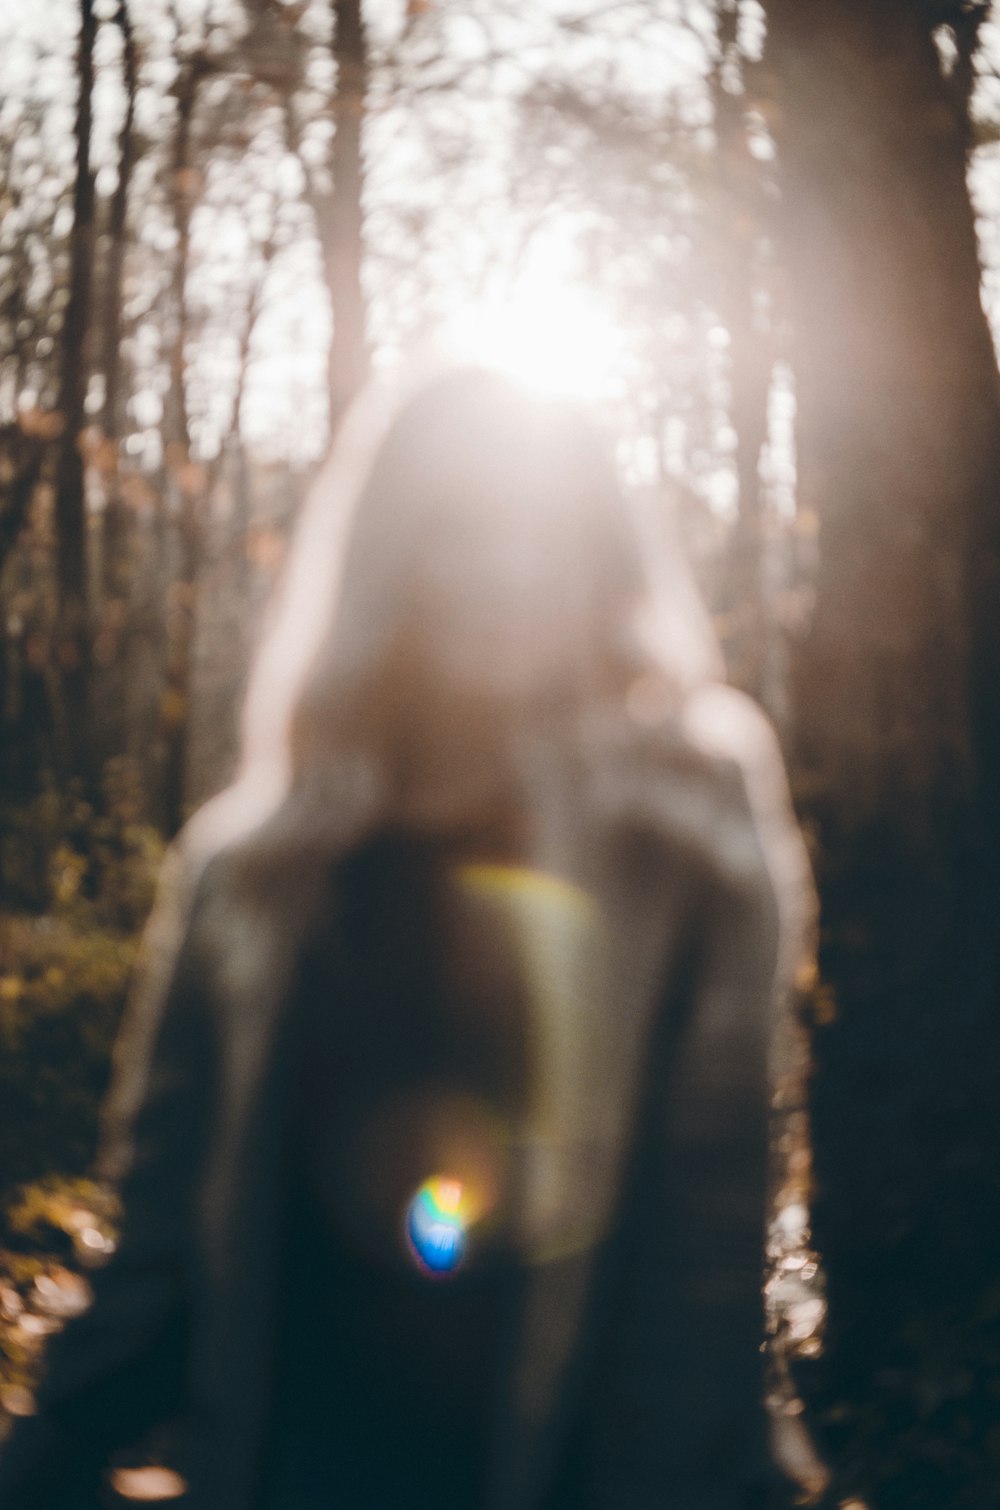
<box><xmin>563</xmin><ymin>691</ymin><xmax>814</xmax><ymax>1510</ymax></box>
<box><xmin>0</xmin><ymin>846</ymin><xmax>219</xmax><ymax>1509</ymax></box>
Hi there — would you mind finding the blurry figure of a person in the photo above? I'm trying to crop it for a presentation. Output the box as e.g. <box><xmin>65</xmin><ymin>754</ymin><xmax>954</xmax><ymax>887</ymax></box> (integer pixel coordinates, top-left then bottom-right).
<box><xmin>0</xmin><ymin>368</ymin><xmax>813</xmax><ymax>1510</ymax></box>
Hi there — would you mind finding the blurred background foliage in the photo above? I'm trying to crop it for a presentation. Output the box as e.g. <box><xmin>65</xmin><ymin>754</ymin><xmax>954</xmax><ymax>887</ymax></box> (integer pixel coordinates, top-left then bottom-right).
<box><xmin>3</xmin><ymin>1</ymin><xmax>1000</xmax><ymax>1506</ymax></box>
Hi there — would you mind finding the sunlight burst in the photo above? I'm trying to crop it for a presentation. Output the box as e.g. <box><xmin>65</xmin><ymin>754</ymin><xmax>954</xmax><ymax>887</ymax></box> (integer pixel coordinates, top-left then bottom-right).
<box><xmin>444</xmin><ymin>241</ymin><xmax>625</xmax><ymax>404</ymax></box>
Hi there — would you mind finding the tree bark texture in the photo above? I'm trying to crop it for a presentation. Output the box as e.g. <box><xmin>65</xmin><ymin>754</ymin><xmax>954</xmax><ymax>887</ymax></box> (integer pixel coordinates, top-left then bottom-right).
<box><xmin>768</xmin><ymin>0</ymin><xmax>1000</xmax><ymax>838</ymax></box>
<box><xmin>765</xmin><ymin>1</ymin><xmax>1000</xmax><ymax>1497</ymax></box>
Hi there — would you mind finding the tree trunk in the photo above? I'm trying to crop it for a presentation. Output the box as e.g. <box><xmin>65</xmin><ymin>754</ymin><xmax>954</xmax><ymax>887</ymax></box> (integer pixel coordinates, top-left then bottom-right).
<box><xmin>100</xmin><ymin>0</ymin><xmax>137</xmax><ymax>609</ymax></box>
<box><xmin>711</xmin><ymin>0</ymin><xmax>773</xmax><ymax>703</ymax></box>
<box><xmin>0</xmin><ymin>432</ymin><xmax>44</xmax><ymax>580</ymax></box>
<box><xmin>768</xmin><ymin>0</ymin><xmax>1000</xmax><ymax>834</ymax></box>
<box><xmin>765</xmin><ymin>0</ymin><xmax>1000</xmax><ymax>1495</ymax></box>
<box><xmin>159</xmin><ymin>62</ymin><xmax>203</xmax><ymax>837</ymax></box>
<box><xmin>326</xmin><ymin>0</ymin><xmax>370</xmax><ymax>432</ymax></box>
<box><xmin>52</xmin><ymin>0</ymin><xmax>97</xmax><ymax>786</ymax></box>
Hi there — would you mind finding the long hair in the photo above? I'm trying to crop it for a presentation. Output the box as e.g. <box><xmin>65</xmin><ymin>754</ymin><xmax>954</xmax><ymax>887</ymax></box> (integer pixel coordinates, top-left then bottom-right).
<box><xmin>188</xmin><ymin>366</ymin><xmax>722</xmax><ymax>862</ymax></box>
<box><xmin>110</xmin><ymin>369</ymin><xmax>770</xmax><ymax>1287</ymax></box>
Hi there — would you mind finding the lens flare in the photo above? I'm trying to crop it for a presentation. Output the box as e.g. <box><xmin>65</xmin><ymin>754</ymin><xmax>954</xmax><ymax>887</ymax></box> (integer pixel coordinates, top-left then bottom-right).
<box><xmin>405</xmin><ymin>1175</ymin><xmax>473</xmax><ymax>1277</ymax></box>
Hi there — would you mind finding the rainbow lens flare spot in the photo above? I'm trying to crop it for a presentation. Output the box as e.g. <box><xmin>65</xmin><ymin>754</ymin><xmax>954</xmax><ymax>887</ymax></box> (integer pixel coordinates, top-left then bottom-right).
<box><xmin>405</xmin><ymin>1177</ymin><xmax>471</xmax><ymax>1276</ymax></box>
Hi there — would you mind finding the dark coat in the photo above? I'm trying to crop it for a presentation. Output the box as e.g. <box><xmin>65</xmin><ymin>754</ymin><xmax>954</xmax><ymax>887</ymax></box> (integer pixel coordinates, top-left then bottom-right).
<box><xmin>0</xmin><ymin>686</ymin><xmax>811</xmax><ymax>1510</ymax></box>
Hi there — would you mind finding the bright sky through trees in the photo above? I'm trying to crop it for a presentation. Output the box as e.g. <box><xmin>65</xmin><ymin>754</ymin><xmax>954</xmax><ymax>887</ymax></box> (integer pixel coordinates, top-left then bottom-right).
<box><xmin>4</xmin><ymin>0</ymin><xmax>1000</xmax><ymax>505</ymax></box>
<box><xmin>426</xmin><ymin>224</ymin><xmax>628</xmax><ymax>402</ymax></box>
<box><xmin>0</xmin><ymin>0</ymin><xmax>720</xmax><ymax>467</ymax></box>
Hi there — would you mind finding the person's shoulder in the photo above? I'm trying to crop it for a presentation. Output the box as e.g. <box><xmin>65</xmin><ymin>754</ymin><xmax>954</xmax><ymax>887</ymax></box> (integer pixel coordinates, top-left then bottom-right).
<box><xmin>679</xmin><ymin>683</ymin><xmax>783</xmax><ymax>777</ymax></box>
<box><xmin>679</xmin><ymin>686</ymin><xmax>815</xmax><ymax>950</ymax></box>
<box><xmin>169</xmin><ymin>796</ymin><xmax>351</xmax><ymax>971</ymax></box>
<box><xmin>127</xmin><ymin>819</ymin><xmax>279</xmax><ymax>1005</ymax></box>
<box><xmin>588</xmin><ymin>682</ymin><xmax>797</xmax><ymax>898</ymax></box>
<box><xmin>678</xmin><ymin>686</ymin><xmax>793</xmax><ymax>897</ymax></box>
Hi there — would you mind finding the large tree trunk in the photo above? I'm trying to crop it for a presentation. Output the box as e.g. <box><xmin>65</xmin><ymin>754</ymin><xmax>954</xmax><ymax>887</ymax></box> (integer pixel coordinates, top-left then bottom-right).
<box><xmin>52</xmin><ymin>0</ymin><xmax>97</xmax><ymax>786</ymax></box>
<box><xmin>764</xmin><ymin>0</ymin><xmax>1000</xmax><ymax>1497</ymax></box>
<box><xmin>769</xmin><ymin>0</ymin><xmax>1000</xmax><ymax>833</ymax></box>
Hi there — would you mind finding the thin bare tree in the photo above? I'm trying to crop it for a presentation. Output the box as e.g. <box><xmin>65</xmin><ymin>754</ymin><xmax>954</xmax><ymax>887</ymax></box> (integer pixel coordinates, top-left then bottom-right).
<box><xmin>52</xmin><ymin>0</ymin><xmax>98</xmax><ymax>785</ymax></box>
